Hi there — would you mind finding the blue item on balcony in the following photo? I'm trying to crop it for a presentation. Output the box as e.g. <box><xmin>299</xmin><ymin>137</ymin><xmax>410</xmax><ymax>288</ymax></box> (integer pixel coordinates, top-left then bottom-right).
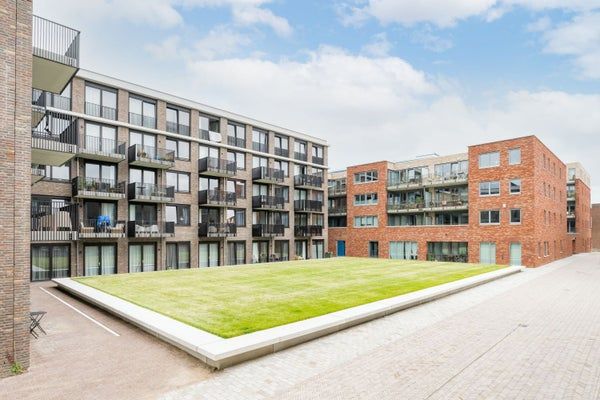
<box><xmin>97</xmin><ymin>215</ymin><xmax>111</xmax><ymax>229</ymax></box>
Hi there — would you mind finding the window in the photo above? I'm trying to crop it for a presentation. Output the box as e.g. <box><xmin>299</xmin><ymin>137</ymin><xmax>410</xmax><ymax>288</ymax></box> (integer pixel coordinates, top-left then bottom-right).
<box><xmin>226</xmin><ymin>209</ymin><xmax>246</xmax><ymax>227</ymax></box>
<box><xmin>434</xmin><ymin>161</ymin><xmax>468</xmax><ymax>178</ymax></box>
<box><xmin>129</xmin><ymin>96</ymin><xmax>156</xmax><ymax>128</ymax></box>
<box><xmin>130</xmin><ymin>131</ymin><xmax>157</xmax><ymax>157</ymax></box>
<box><xmin>85</xmin><ymin>83</ymin><xmax>117</xmax><ymax>120</ymax></box>
<box><xmin>274</xmin><ymin>241</ymin><xmax>289</xmax><ymax>261</ymax></box>
<box><xmin>166</xmin><ymin>242</ymin><xmax>190</xmax><ymax>269</ymax></box>
<box><xmin>568</xmin><ymin>167</ymin><xmax>576</xmax><ymax>181</ymax></box>
<box><xmin>274</xmin><ymin>160</ymin><xmax>289</xmax><ymax>176</ymax></box>
<box><xmin>510</xmin><ymin>209</ymin><xmax>521</xmax><ymax>224</ymax></box>
<box><xmin>199</xmin><ymin>114</ymin><xmax>221</xmax><ymax>140</ymax></box>
<box><xmin>510</xmin><ymin>179</ymin><xmax>521</xmax><ymax>194</ymax></box>
<box><xmin>227</xmin><ymin>241</ymin><xmax>246</xmax><ymax>265</ymax></box>
<box><xmin>166</xmin><ymin>205</ymin><xmax>190</xmax><ymax>226</ymax></box>
<box><xmin>294</xmin><ymin>141</ymin><xmax>307</xmax><ymax>160</ymax></box>
<box><xmin>480</xmin><ymin>210</ymin><xmax>500</xmax><ymax>224</ymax></box>
<box><xmin>227</xmin><ymin>123</ymin><xmax>245</xmax><ymax>147</ymax></box>
<box><xmin>274</xmin><ymin>186</ymin><xmax>289</xmax><ymax>202</ymax></box>
<box><xmin>252</xmin><ymin>128</ymin><xmax>268</xmax><ymax>152</ymax></box>
<box><xmin>129</xmin><ymin>203</ymin><xmax>157</xmax><ymax>223</ymax></box>
<box><xmin>227</xmin><ymin>151</ymin><xmax>246</xmax><ymax>170</ymax></box>
<box><xmin>427</xmin><ymin>242</ymin><xmax>468</xmax><ymax>262</ymax></box>
<box><xmin>84</xmin><ymin>122</ymin><xmax>117</xmax><ymax>153</ymax></box>
<box><xmin>390</xmin><ymin>241</ymin><xmax>418</xmax><ymax>260</ymax></box>
<box><xmin>354</xmin><ymin>216</ymin><xmax>378</xmax><ymax>227</ymax></box>
<box><xmin>129</xmin><ymin>243</ymin><xmax>156</xmax><ymax>272</ymax></box>
<box><xmin>165</xmin><ymin>139</ymin><xmax>190</xmax><ymax>160</ymax></box>
<box><xmin>31</xmin><ymin>244</ymin><xmax>70</xmax><ymax>281</ymax></box>
<box><xmin>166</xmin><ymin>171</ymin><xmax>190</xmax><ymax>192</ymax></box>
<box><xmin>354</xmin><ymin>170</ymin><xmax>378</xmax><ymax>183</ymax></box>
<box><xmin>274</xmin><ymin>135</ymin><xmax>289</xmax><ymax>156</ymax></box>
<box><xmin>354</xmin><ymin>193</ymin><xmax>378</xmax><ymax>205</ymax></box>
<box><xmin>84</xmin><ymin>244</ymin><xmax>116</xmax><ymax>276</ymax></box>
<box><xmin>479</xmin><ymin>151</ymin><xmax>500</xmax><ymax>168</ymax></box>
<box><xmin>312</xmin><ymin>145</ymin><xmax>324</xmax><ymax>164</ymax></box>
<box><xmin>129</xmin><ymin>168</ymin><xmax>155</xmax><ymax>185</ymax></box>
<box><xmin>252</xmin><ymin>156</ymin><xmax>268</xmax><ymax>169</ymax></box>
<box><xmin>479</xmin><ymin>181</ymin><xmax>500</xmax><ymax>196</ymax></box>
<box><xmin>227</xmin><ymin>179</ymin><xmax>246</xmax><ymax>199</ymax></box>
<box><xmin>199</xmin><ymin>243</ymin><xmax>219</xmax><ymax>267</ymax></box>
<box><xmin>83</xmin><ymin>201</ymin><xmax>116</xmax><ymax>226</ymax></box>
<box><xmin>508</xmin><ymin>148</ymin><xmax>521</xmax><ymax>165</ymax></box>
<box><xmin>44</xmin><ymin>163</ymin><xmax>70</xmax><ymax>181</ymax></box>
<box><xmin>166</xmin><ymin>106</ymin><xmax>190</xmax><ymax>135</ymax></box>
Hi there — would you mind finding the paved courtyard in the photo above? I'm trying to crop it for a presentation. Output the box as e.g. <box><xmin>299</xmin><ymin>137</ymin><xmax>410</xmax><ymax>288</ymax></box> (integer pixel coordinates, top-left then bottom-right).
<box><xmin>2</xmin><ymin>253</ymin><xmax>600</xmax><ymax>399</ymax></box>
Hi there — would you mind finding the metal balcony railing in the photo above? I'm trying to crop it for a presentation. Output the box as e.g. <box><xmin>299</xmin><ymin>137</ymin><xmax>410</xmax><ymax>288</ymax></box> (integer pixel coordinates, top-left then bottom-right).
<box><xmin>198</xmin><ymin>223</ymin><xmax>237</xmax><ymax>238</ymax></box>
<box><xmin>252</xmin><ymin>224</ymin><xmax>285</xmax><ymax>237</ymax></box>
<box><xmin>32</xmin><ymin>15</ymin><xmax>80</xmax><ymax>68</ymax></box>
<box><xmin>31</xmin><ymin>200</ymin><xmax>78</xmax><ymax>241</ymax></box>
<box><xmin>127</xmin><ymin>183</ymin><xmax>175</xmax><ymax>202</ymax></box>
<box><xmin>72</xmin><ymin>177</ymin><xmax>126</xmax><ymax>197</ymax></box>
<box><xmin>328</xmin><ymin>186</ymin><xmax>347</xmax><ymax>196</ymax></box>
<box><xmin>128</xmin><ymin>112</ymin><xmax>156</xmax><ymax>129</ymax></box>
<box><xmin>387</xmin><ymin>199</ymin><xmax>468</xmax><ymax>212</ymax></box>
<box><xmin>295</xmin><ymin>225</ymin><xmax>323</xmax><ymax>237</ymax></box>
<box><xmin>252</xmin><ymin>195</ymin><xmax>285</xmax><ymax>210</ymax></box>
<box><xmin>128</xmin><ymin>144</ymin><xmax>175</xmax><ymax>165</ymax></box>
<box><xmin>294</xmin><ymin>151</ymin><xmax>307</xmax><ymax>162</ymax></box>
<box><xmin>198</xmin><ymin>157</ymin><xmax>237</xmax><ymax>176</ymax></box>
<box><xmin>252</xmin><ymin>166</ymin><xmax>285</xmax><ymax>183</ymax></box>
<box><xmin>294</xmin><ymin>199</ymin><xmax>323</xmax><ymax>212</ymax></box>
<box><xmin>127</xmin><ymin>221</ymin><xmax>175</xmax><ymax>238</ymax></box>
<box><xmin>227</xmin><ymin>136</ymin><xmax>246</xmax><ymax>148</ymax></box>
<box><xmin>79</xmin><ymin>219</ymin><xmax>126</xmax><ymax>238</ymax></box>
<box><xmin>198</xmin><ymin>189</ymin><xmax>237</xmax><ymax>206</ymax></box>
<box><xmin>80</xmin><ymin>135</ymin><xmax>126</xmax><ymax>157</ymax></box>
<box><xmin>274</xmin><ymin>147</ymin><xmax>289</xmax><ymax>157</ymax></box>
<box><xmin>328</xmin><ymin>206</ymin><xmax>347</xmax><ymax>215</ymax></box>
<box><xmin>294</xmin><ymin>174</ymin><xmax>323</xmax><ymax>188</ymax></box>
<box><xmin>312</xmin><ymin>156</ymin><xmax>324</xmax><ymax>165</ymax></box>
<box><xmin>32</xmin><ymin>88</ymin><xmax>71</xmax><ymax>111</ymax></box>
<box><xmin>85</xmin><ymin>102</ymin><xmax>117</xmax><ymax>120</ymax></box>
<box><xmin>166</xmin><ymin>121</ymin><xmax>190</xmax><ymax>136</ymax></box>
<box><xmin>252</xmin><ymin>142</ymin><xmax>268</xmax><ymax>153</ymax></box>
<box><xmin>32</xmin><ymin>111</ymin><xmax>78</xmax><ymax>149</ymax></box>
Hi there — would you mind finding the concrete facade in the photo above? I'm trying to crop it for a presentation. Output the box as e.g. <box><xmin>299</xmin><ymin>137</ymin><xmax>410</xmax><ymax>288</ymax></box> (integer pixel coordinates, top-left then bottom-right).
<box><xmin>0</xmin><ymin>0</ymin><xmax>33</xmax><ymax>376</ymax></box>
<box><xmin>328</xmin><ymin>136</ymin><xmax>591</xmax><ymax>267</ymax></box>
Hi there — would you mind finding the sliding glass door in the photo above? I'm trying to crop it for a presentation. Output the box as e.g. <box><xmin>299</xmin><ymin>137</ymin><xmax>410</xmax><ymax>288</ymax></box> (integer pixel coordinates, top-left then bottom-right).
<box><xmin>199</xmin><ymin>242</ymin><xmax>219</xmax><ymax>267</ymax></box>
<box><xmin>31</xmin><ymin>245</ymin><xmax>70</xmax><ymax>281</ymax></box>
<box><xmin>84</xmin><ymin>244</ymin><xmax>116</xmax><ymax>276</ymax></box>
<box><xmin>129</xmin><ymin>243</ymin><xmax>156</xmax><ymax>272</ymax></box>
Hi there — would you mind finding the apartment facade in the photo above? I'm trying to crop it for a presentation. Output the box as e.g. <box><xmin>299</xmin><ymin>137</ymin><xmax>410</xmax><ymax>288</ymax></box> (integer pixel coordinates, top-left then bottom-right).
<box><xmin>328</xmin><ymin>136</ymin><xmax>591</xmax><ymax>267</ymax></box>
<box><xmin>592</xmin><ymin>204</ymin><xmax>600</xmax><ymax>251</ymax></box>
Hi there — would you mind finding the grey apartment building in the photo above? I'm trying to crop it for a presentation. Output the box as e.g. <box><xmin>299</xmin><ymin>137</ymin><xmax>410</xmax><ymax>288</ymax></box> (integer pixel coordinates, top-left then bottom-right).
<box><xmin>2</xmin><ymin>1</ymin><xmax>327</xmax><ymax>374</ymax></box>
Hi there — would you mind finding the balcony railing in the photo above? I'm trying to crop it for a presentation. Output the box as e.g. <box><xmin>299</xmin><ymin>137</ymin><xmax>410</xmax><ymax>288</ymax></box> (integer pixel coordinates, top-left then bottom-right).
<box><xmin>128</xmin><ymin>144</ymin><xmax>175</xmax><ymax>168</ymax></box>
<box><xmin>388</xmin><ymin>173</ymin><xmax>468</xmax><ymax>190</ymax></box>
<box><xmin>312</xmin><ymin>156</ymin><xmax>324</xmax><ymax>165</ymax></box>
<box><xmin>252</xmin><ymin>195</ymin><xmax>285</xmax><ymax>210</ymax></box>
<box><xmin>127</xmin><ymin>221</ymin><xmax>175</xmax><ymax>238</ymax></box>
<box><xmin>79</xmin><ymin>135</ymin><xmax>126</xmax><ymax>161</ymax></box>
<box><xmin>567</xmin><ymin>191</ymin><xmax>576</xmax><ymax>200</ymax></box>
<box><xmin>227</xmin><ymin>136</ymin><xmax>246</xmax><ymax>148</ymax></box>
<box><xmin>166</xmin><ymin>121</ymin><xmax>190</xmax><ymax>136</ymax></box>
<box><xmin>200</xmin><ymin>129</ymin><xmax>222</xmax><ymax>142</ymax></box>
<box><xmin>252</xmin><ymin>142</ymin><xmax>268</xmax><ymax>153</ymax></box>
<box><xmin>85</xmin><ymin>102</ymin><xmax>117</xmax><ymax>120</ymax></box>
<box><xmin>567</xmin><ymin>210</ymin><xmax>576</xmax><ymax>218</ymax></box>
<box><xmin>252</xmin><ymin>224</ymin><xmax>285</xmax><ymax>237</ymax></box>
<box><xmin>32</xmin><ymin>15</ymin><xmax>80</xmax><ymax>68</ymax></box>
<box><xmin>294</xmin><ymin>151</ymin><xmax>307</xmax><ymax>162</ymax></box>
<box><xmin>252</xmin><ymin>166</ymin><xmax>284</xmax><ymax>183</ymax></box>
<box><xmin>198</xmin><ymin>189</ymin><xmax>237</xmax><ymax>206</ymax></box>
<box><xmin>128</xmin><ymin>112</ymin><xmax>156</xmax><ymax>129</ymax></box>
<box><xmin>31</xmin><ymin>166</ymin><xmax>46</xmax><ymax>184</ymax></box>
<box><xmin>198</xmin><ymin>157</ymin><xmax>237</xmax><ymax>177</ymax></box>
<box><xmin>274</xmin><ymin>147</ymin><xmax>289</xmax><ymax>157</ymax></box>
<box><xmin>294</xmin><ymin>174</ymin><xmax>323</xmax><ymax>188</ymax></box>
<box><xmin>72</xmin><ymin>177</ymin><xmax>126</xmax><ymax>199</ymax></box>
<box><xmin>31</xmin><ymin>111</ymin><xmax>78</xmax><ymax>165</ymax></box>
<box><xmin>79</xmin><ymin>219</ymin><xmax>126</xmax><ymax>239</ymax></box>
<box><xmin>31</xmin><ymin>201</ymin><xmax>78</xmax><ymax>241</ymax></box>
<box><xmin>294</xmin><ymin>199</ymin><xmax>323</xmax><ymax>212</ymax></box>
<box><xmin>295</xmin><ymin>225</ymin><xmax>323</xmax><ymax>237</ymax></box>
<box><xmin>328</xmin><ymin>206</ymin><xmax>347</xmax><ymax>215</ymax></box>
<box><xmin>387</xmin><ymin>200</ymin><xmax>468</xmax><ymax>213</ymax></box>
<box><xmin>328</xmin><ymin>187</ymin><xmax>347</xmax><ymax>197</ymax></box>
<box><xmin>127</xmin><ymin>183</ymin><xmax>175</xmax><ymax>202</ymax></box>
<box><xmin>198</xmin><ymin>223</ymin><xmax>237</xmax><ymax>238</ymax></box>
<box><xmin>32</xmin><ymin>89</ymin><xmax>71</xmax><ymax>111</ymax></box>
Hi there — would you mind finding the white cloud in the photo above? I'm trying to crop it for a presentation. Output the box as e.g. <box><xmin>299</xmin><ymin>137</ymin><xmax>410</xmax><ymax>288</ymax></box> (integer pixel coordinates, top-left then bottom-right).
<box><xmin>361</xmin><ymin>33</ymin><xmax>392</xmax><ymax>57</ymax></box>
<box><xmin>144</xmin><ymin>36</ymin><xmax>182</xmax><ymax>60</ymax></box>
<box><xmin>411</xmin><ymin>28</ymin><xmax>453</xmax><ymax>52</ymax></box>
<box><xmin>526</xmin><ymin>16</ymin><xmax>552</xmax><ymax>32</ymax></box>
<box><xmin>231</xmin><ymin>5</ymin><xmax>293</xmax><ymax>37</ymax></box>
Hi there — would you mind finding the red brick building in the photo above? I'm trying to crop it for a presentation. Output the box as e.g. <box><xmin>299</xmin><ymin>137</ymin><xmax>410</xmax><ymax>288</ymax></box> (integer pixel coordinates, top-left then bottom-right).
<box><xmin>328</xmin><ymin>136</ymin><xmax>591</xmax><ymax>267</ymax></box>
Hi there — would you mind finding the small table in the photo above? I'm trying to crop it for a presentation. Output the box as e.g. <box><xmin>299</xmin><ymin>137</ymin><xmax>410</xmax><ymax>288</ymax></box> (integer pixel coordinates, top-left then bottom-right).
<box><xmin>30</xmin><ymin>311</ymin><xmax>47</xmax><ymax>339</ymax></box>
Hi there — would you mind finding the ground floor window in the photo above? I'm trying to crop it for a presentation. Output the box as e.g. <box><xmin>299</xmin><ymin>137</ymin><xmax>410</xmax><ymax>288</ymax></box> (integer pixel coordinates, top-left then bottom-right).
<box><xmin>369</xmin><ymin>241</ymin><xmax>379</xmax><ymax>258</ymax></box>
<box><xmin>166</xmin><ymin>242</ymin><xmax>190</xmax><ymax>269</ymax></box>
<box><xmin>84</xmin><ymin>244</ymin><xmax>116</xmax><ymax>276</ymax></box>
<box><xmin>480</xmin><ymin>242</ymin><xmax>497</xmax><ymax>264</ymax></box>
<box><xmin>274</xmin><ymin>241</ymin><xmax>289</xmax><ymax>261</ymax></box>
<box><xmin>295</xmin><ymin>240</ymin><xmax>307</xmax><ymax>259</ymax></box>
<box><xmin>427</xmin><ymin>242</ymin><xmax>468</xmax><ymax>262</ymax></box>
<box><xmin>129</xmin><ymin>243</ymin><xmax>156</xmax><ymax>272</ymax></box>
<box><xmin>390</xmin><ymin>241</ymin><xmax>418</xmax><ymax>260</ymax></box>
<box><xmin>252</xmin><ymin>241</ymin><xmax>269</xmax><ymax>263</ymax></box>
<box><xmin>312</xmin><ymin>240</ymin><xmax>324</xmax><ymax>259</ymax></box>
<box><xmin>31</xmin><ymin>244</ymin><xmax>70</xmax><ymax>281</ymax></box>
<box><xmin>199</xmin><ymin>242</ymin><xmax>219</xmax><ymax>267</ymax></box>
<box><xmin>227</xmin><ymin>241</ymin><xmax>246</xmax><ymax>265</ymax></box>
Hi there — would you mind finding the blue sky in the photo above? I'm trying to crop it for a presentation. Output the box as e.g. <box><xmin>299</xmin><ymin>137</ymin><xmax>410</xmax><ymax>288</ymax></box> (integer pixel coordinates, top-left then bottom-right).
<box><xmin>35</xmin><ymin>0</ymin><xmax>600</xmax><ymax>199</ymax></box>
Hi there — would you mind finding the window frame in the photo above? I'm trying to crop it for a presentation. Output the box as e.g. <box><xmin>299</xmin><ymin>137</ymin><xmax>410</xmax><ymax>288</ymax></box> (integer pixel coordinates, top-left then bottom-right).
<box><xmin>478</xmin><ymin>151</ymin><xmax>500</xmax><ymax>169</ymax></box>
<box><xmin>479</xmin><ymin>210</ymin><xmax>501</xmax><ymax>225</ymax></box>
<box><xmin>508</xmin><ymin>148</ymin><xmax>521</xmax><ymax>165</ymax></box>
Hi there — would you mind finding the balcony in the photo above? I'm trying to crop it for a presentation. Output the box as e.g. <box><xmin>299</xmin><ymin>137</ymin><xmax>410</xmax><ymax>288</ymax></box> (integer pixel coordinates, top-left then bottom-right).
<box><xmin>166</xmin><ymin>121</ymin><xmax>190</xmax><ymax>136</ymax></box>
<box><xmin>294</xmin><ymin>152</ymin><xmax>307</xmax><ymax>162</ymax></box>
<box><xmin>78</xmin><ymin>135</ymin><xmax>126</xmax><ymax>163</ymax></box>
<box><xmin>252</xmin><ymin>224</ymin><xmax>285</xmax><ymax>237</ymax></box>
<box><xmin>32</xmin><ymin>88</ymin><xmax>71</xmax><ymax>114</ymax></box>
<box><xmin>31</xmin><ymin>111</ymin><xmax>78</xmax><ymax>166</ymax></box>
<box><xmin>227</xmin><ymin>136</ymin><xmax>246</xmax><ymax>148</ymax></box>
<box><xmin>567</xmin><ymin>210</ymin><xmax>576</xmax><ymax>219</ymax></box>
<box><xmin>294</xmin><ymin>174</ymin><xmax>323</xmax><ymax>189</ymax></box>
<box><xmin>387</xmin><ymin>178</ymin><xmax>424</xmax><ymax>191</ymax></box>
<box><xmin>198</xmin><ymin>157</ymin><xmax>237</xmax><ymax>177</ymax></box>
<box><xmin>85</xmin><ymin>102</ymin><xmax>117</xmax><ymax>120</ymax></box>
<box><xmin>128</xmin><ymin>144</ymin><xmax>174</xmax><ymax>169</ymax></box>
<box><xmin>567</xmin><ymin>192</ymin><xmax>576</xmax><ymax>201</ymax></box>
<box><xmin>72</xmin><ymin>177</ymin><xmax>126</xmax><ymax>200</ymax></box>
<box><xmin>127</xmin><ymin>221</ymin><xmax>175</xmax><ymax>238</ymax></box>
<box><xmin>32</xmin><ymin>16</ymin><xmax>80</xmax><ymax>93</ymax></box>
<box><xmin>31</xmin><ymin>201</ymin><xmax>78</xmax><ymax>241</ymax></box>
<box><xmin>388</xmin><ymin>173</ymin><xmax>468</xmax><ymax>191</ymax></box>
<box><xmin>128</xmin><ymin>112</ymin><xmax>156</xmax><ymax>129</ymax></box>
<box><xmin>127</xmin><ymin>183</ymin><xmax>174</xmax><ymax>203</ymax></box>
<box><xmin>295</xmin><ymin>225</ymin><xmax>323</xmax><ymax>237</ymax></box>
<box><xmin>31</xmin><ymin>166</ymin><xmax>45</xmax><ymax>185</ymax></box>
<box><xmin>252</xmin><ymin>195</ymin><xmax>285</xmax><ymax>210</ymax></box>
<box><xmin>198</xmin><ymin>223</ymin><xmax>237</xmax><ymax>238</ymax></box>
<box><xmin>274</xmin><ymin>147</ymin><xmax>289</xmax><ymax>157</ymax></box>
<box><xmin>328</xmin><ymin>206</ymin><xmax>347</xmax><ymax>216</ymax></box>
<box><xmin>328</xmin><ymin>187</ymin><xmax>347</xmax><ymax>197</ymax></box>
<box><xmin>79</xmin><ymin>219</ymin><xmax>126</xmax><ymax>239</ymax></box>
<box><xmin>312</xmin><ymin>156</ymin><xmax>324</xmax><ymax>166</ymax></box>
<box><xmin>198</xmin><ymin>189</ymin><xmax>237</xmax><ymax>207</ymax></box>
<box><xmin>387</xmin><ymin>200</ymin><xmax>468</xmax><ymax>214</ymax></box>
<box><xmin>252</xmin><ymin>167</ymin><xmax>284</xmax><ymax>183</ymax></box>
<box><xmin>294</xmin><ymin>200</ymin><xmax>323</xmax><ymax>212</ymax></box>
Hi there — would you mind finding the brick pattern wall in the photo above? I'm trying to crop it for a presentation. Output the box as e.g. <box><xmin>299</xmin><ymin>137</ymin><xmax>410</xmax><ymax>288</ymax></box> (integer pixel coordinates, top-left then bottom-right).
<box><xmin>592</xmin><ymin>204</ymin><xmax>600</xmax><ymax>251</ymax></box>
<box><xmin>0</xmin><ymin>0</ymin><xmax>32</xmax><ymax>376</ymax></box>
<box><xmin>572</xmin><ymin>179</ymin><xmax>592</xmax><ymax>253</ymax></box>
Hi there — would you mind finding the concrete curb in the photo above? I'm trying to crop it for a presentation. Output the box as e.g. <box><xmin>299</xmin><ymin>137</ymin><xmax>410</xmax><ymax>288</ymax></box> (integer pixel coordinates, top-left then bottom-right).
<box><xmin>54</xmin><ymin>265</ymin><xmax>522</xmax><ymax>369</ymax></box>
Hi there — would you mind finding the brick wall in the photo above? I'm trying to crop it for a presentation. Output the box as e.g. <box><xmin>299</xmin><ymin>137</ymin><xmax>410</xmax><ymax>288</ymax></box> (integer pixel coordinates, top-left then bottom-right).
<box><xmin>592</xmin><ymin>204</ymin><xmax>600</xmax><ymax>251</ymax></box>
<box><xmin>572</xmin><ymin>179</ymin><xmax>592</xmax><ymax>253</ymax></box>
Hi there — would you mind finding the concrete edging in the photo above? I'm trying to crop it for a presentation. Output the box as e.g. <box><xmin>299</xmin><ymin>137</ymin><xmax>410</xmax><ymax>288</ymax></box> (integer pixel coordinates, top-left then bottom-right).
<box><xmin>53</xmin><ymin>265</ymin><xmax>522</xmax><ymax>369</ymax></box>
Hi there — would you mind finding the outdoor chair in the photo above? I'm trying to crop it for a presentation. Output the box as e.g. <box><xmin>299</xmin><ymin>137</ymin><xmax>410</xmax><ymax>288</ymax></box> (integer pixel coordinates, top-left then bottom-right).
<box><xmin>30</xmin><ymin>311</ymin><xmax>47</xmax><ymax>339</ymax></box>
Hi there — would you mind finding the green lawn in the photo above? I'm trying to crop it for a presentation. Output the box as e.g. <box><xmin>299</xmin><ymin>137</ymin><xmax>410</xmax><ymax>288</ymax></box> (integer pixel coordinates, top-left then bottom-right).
<box><xmin>75</xmin><ymin>257</ymin><xmax>503</xmax><ymax>338</ymax></box>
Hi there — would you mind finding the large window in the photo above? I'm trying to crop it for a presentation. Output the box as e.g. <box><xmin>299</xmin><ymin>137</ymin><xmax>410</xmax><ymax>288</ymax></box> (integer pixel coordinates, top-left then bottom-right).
<box><xmin>166</xmin><ymin>204</ymin><xmax>190</xmax><ymax>226</ymax></box>
<box><xmin>128</xmin><ymin>204</ymin><xmax>157</xmax><ymax>224</ymax></box>
<box><xmin>354</xmin><ymin>216</ymin><xmax>378</xmax><ymax>227</ymax></box>
<box><xmin>479</xmin><ymin>181</ymin><xmax>500</xmax><ymax>196</ymax></box>
<box><xmin>274</xmin><ymin>160</ymin><xmax>289</xmax><ymax>176</ymax></box>
<box><xmin>434</xmin><ymin>161</ymin><xmax>468</xmax><ymax>177</ymax></box>
<box><xmin>479</xmin><ymin>151</ymin><xmax>500</xmax><ymax>168</ymax></box>
<box><xmin>130</xmin><ymin>131</ymin><xmax>157</xmax><ymax>158</ymax></box>
<box><xmin>227</xmin><ymin>241</ymin><xmax>246</xmax><ymax>265</ymax></box>
<box><xmin>227</xmin><ymin>151</ymin><xmax>246</xmax><ymax>170</ymax></box>
<box><xmin>166</xmin><ymin>171</ymin><xmax>190</xmax><ymax>193</ymax></box>
<box><xmin>84</xmin><ymin>201</ymin><xmax>117</xmax><ymax>227</ymax></box>
<box><xmin>85</xmin><ymin>122</ymin><xmax>117</xmax><ymax>153</ymax></box>
<box><xmin>354</xmin><ymin>171</ymin><xmax>378</xmax><ymax>183</ymax></box>
<box><xmin>253</xmin><ymin>156</ymin><xmax>268</xmax><ymax>169</ymax></box>
<box><xmin>427</xmin><ymin>242</ymin><xmax>468</xmax><ymax>262</ymax></box>
<box><xmin>199</xmin><ymin>114</ymin><xmax>220</xmax><ymax>138</ymax></box>
<box><xmin>199</xmin><ymin>243</ymin><xmax>219</xmax><ymax>267</ymax></box>
<box><xmin>166</xmin><ymin>139</ymin><xmax>190</xmax><ymax>160</ymax></box>
<box><xmin>252</xmin><ymin>128</ymin><xmax>268</xmax><ymax>152</ymax></box>
<box><xmin>166</xmin><ymin>106</ymin><xmax>190</xmax><ymax>135</ymax></box>
<box><xmin>31</xmin><ymin>245</ymin><xmax>70</xmax><ymax>281</ymax></box>
<box><xmin>227</xmin><ymin>123</ymin><xmax>246</xmax><ymax>148</ymax></box>
<box><xmin>294</xmin><ymin>140</ymin><xmax>307</xmax><ymax>160</ymax></box>
<box><xmin>274</xmin><ymin>241</ymin><xmax>289</xmax><ymax>261</ymax></box>
<box><xmin>227</xmin><ymin>179</ymin><xmax>246</xmax><ymax>199</ymax></box>
<box><xmin>480</xmin><ymin>210</ymin><xmax>500</xmax><ymax>225</ymax></box>
<box><xmin>226</xmin><ymin>209</ymin><xmax>246</xmax><ymax>227</ymax></box>
<box><xmin>44</xmin><ymin>163</ymin><xmax>70</xmax><ymax>181</ymax></box>
<box><xmin>129</xmin><ymin>168</ymin><xmax>155</xmax><ymax>185</ymax></box>
<box><xmin>354</xmin><ymin>193</ymin><xmax>378</xmax><ymax>205</ymax></box>
<box><xmin>84</xmin><ymin>162</ymin><xmax>116</xmax><ymax>187</ymax></box>
<box><xmin>84</xmin><ymin>244</ymin><xmax>116</xmax><ymax>276</ymax></box>
<box><xmin>312</xmin><ymin>145</ymin><xmax>324</xmax><ymax>164</ymax></box>
<box><xmin>274</xmin><ymin>135</ymin><xmax>288</xmax><ymax>156</ymax></box>
<box><xmin>129</xmin><ymin>96</ymin><xmax>156</xmax><ymax>128</ymax></box>
<box><xmin>129</xmin><ymin>243</ymin><xmax>156</xmax><ymax>272</ymax></box>
<box><xmin>85</xmin><ymin>83</ymin><xmax>117</xmax><ymax>120</ymax></box>
<box><xmin>390</xmin><ymin>241</ymin><xmax>418</xmax><ymax>260</ymax></box>
<box><xmin>166</xmin><ymin>242</ymin><xmax>190</xmax><ymax>269</ymax></box>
